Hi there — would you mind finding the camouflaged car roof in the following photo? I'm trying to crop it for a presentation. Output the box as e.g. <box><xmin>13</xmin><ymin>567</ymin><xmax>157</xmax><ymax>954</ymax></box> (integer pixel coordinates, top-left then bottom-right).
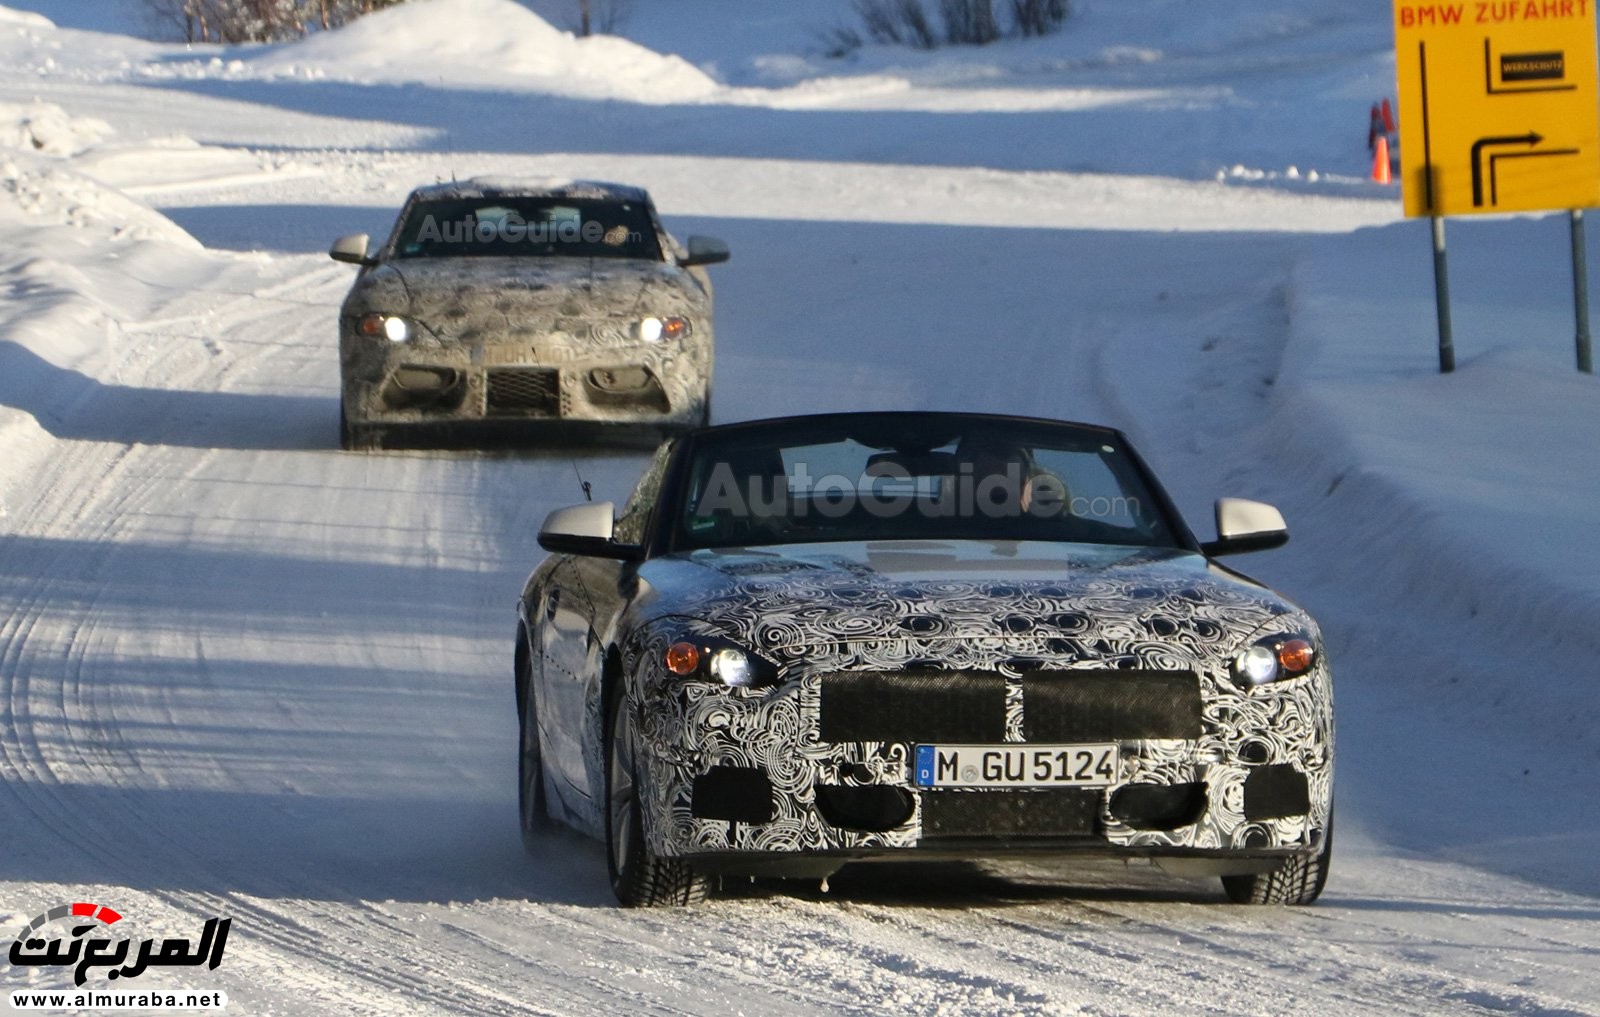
<box><xmin>405</xmin><ymin>177</ymin><xmax>653</xmax><ymax>205</ymax></box>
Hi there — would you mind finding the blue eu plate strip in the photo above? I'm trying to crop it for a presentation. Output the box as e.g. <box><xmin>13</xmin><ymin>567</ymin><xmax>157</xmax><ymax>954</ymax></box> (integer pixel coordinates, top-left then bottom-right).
<box><xmin>914</xmin><ymin>744</ymin><xmax>935</xmax><ymax>787</ymax></box>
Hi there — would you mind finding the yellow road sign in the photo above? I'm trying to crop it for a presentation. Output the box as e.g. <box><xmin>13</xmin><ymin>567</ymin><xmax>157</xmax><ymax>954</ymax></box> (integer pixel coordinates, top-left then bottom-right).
<box><xmin>1394</xmin><ymin>0</ymin><xmax>1600</xmax><ymax>216</ymax></box>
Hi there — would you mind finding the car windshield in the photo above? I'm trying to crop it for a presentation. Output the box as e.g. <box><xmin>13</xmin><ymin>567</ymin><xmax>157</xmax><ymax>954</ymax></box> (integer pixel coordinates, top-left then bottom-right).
<box><xmin>671</xmin><ymin>415</ymin><xmax>1182</xmax><ymax>551</ymax></box>
<box><xmin>391</xmin><ymin>198</ymin><xmax>663</xmax><ymax>261</ymax></box>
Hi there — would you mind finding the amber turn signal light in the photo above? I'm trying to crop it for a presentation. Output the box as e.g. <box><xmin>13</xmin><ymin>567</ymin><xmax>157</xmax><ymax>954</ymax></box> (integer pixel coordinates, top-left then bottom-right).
<box><xmin>665</xmin><ymin>641</ymin><xmax>700</xmax><ymax>675</ymax></box>
<box><xmin>1277</xmin><ymin>638</ymin><xmax>1315</xmax><ymax>675</ymax></box>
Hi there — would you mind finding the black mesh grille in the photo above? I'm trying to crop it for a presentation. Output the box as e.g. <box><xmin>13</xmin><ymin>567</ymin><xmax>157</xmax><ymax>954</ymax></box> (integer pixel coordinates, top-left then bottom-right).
<box><xmin>1022</xmin><ymin>670</ymin><xmax>1202</xmax><ymax>741</ymax></box>
<box><xmin>919</xmin><ymin>789</ymin><xmax>1100</xmax><ymax>839</ymax></box>
<box><xmin>819</xmin><ymin>671</ymin><xmax>1004</xmax><ymax>743</ymax></box>
<box><xmin>485</xmin><ymin>368</ymin><xmax>559</xmax><ymax>416</ymax></box>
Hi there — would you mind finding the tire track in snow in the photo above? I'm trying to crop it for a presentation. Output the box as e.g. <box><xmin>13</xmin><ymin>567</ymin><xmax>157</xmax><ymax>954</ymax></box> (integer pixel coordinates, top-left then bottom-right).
<box><xmin>0</xmin><ymin>251</ymin><xmax>547</xmax><ymax>1016</ymax></box>
<box><xmin>0</xmin><ymin>442</ymin><xmax>170</xmax><ymax>862</ymax></box>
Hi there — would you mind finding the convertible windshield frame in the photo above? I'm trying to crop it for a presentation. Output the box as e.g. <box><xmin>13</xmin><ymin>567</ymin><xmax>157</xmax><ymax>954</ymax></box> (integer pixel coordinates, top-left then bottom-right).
<box><xmin>654</xmin><ymin>412</ymin><xmax>1199</xmax><ymax>555</ymax></box>
<box><xmin>385</xmin><ymin>196</ymin><xmax>664</xmax><ymax>262</ymax></box>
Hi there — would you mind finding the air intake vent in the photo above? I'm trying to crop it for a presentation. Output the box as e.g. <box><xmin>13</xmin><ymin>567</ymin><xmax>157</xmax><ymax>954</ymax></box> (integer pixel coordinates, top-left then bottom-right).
<box><xmin>920</xmin><ymin>788</ymin><xmax>1100</xmax><ymax>839</ymax></box>
<box><xmin>485</xmin><ymin>368</ymin><xmax>559</xmax><ymax>416</ymax></box>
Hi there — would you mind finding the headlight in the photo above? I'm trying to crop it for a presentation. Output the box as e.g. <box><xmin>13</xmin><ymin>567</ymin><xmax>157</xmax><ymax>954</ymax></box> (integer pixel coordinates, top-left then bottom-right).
<box><xmin>1230</xmin><ymin>629</ymin><xmax>1317</xmax><ymax>688</ymax></box>
<box><xmin>357</xmin><ymin>312</ymin><xmax>413</xmax><ymax>343</ymax></box>
<box><xmin>637</xmin><ymin>316</ymin><xmax>691</xmax><ymax>343</ymax></box>
<box><xmin>662</xmin><ymin>634</ymin><xmax>778</xmax><ymax>688</ymax></box>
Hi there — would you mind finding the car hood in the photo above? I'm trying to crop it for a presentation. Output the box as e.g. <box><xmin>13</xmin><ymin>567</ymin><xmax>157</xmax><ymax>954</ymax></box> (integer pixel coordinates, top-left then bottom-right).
<box><xmin>633</xmin><ymin>540</ymin><xmax>1304</xmax><ymax>665</ymax></box>
<box><xmin>342</xmin><ymin>257</ymin><xmax>707</xmax><ymax>345</ymax></box>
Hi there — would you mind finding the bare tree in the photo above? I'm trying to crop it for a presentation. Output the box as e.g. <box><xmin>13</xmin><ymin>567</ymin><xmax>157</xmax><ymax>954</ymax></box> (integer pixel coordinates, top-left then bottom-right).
<box><xmin>141</xmin><ymin>0</ymin><xmax>409</xmax><ymax>43</ymax></box>
<box><xmin>566</xmin><ymin>0</ymin><xmax>632</xmax><ymax>36</ymax></box>
<box><xmin>851</xmin><ymin>0</ymin><xmax>937</xmax><ymax>49</ymax></box>
<box><xmin>940</xmin><ymin>0</ymin><xmax>999</xmax><ymax>45</ymax></box>
<box><xmin>838</xmin><ymin>0</ymin><xmax>1067</xmax><ymax>52</ymax></box>
<box><xmin>1010</xmin><ymin>0</ymin><xmax>1068</xmax><ymax>37</ymax></box>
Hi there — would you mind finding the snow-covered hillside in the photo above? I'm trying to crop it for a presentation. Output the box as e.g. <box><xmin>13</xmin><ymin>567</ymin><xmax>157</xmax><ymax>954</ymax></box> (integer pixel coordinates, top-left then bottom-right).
<box><xmin>1</xmin><ymin>1</ymin><xmax>1596</xmax><ymax>1014</ymax></box>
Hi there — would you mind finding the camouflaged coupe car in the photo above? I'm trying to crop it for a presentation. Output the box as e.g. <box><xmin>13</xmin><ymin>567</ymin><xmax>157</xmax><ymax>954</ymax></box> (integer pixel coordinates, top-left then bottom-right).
<box><xmin>516</xmin><ymin>412</ymin><xmax>1333</xmax><ymax>907</ymax></box>
<box><xmin>330</xmin><ymin>178</ymin><xmax>727</xmax><ymax>449</ymax></box>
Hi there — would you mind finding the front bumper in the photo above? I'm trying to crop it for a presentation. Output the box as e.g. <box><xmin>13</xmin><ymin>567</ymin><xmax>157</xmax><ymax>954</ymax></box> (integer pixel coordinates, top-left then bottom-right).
<box><xmin>339</xmin><ymin>332</ymin><xmax>709</xmax><ymax>429</ymax></box>
<box><xmin>630</xmin><ymin>657</ymin><xmax>1334</xmax><ymax>869</ymax></box>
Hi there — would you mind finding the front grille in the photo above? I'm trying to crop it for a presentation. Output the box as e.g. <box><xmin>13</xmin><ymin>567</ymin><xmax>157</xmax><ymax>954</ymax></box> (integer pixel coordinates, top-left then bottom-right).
<box><xmin>485</xmin><ymin>368</ymin><xmax>559</xmax><ymax>416</ymax></box>
<box><xmin>1023</xmin><ymin>670</ymin><xmax>1202</xmax><ymax>741</ymax></box>
<box><xmin>820</xmin><ymin>671</ymin><xmax>1004</xmax><ymax>743</ymax></box>
<box><xmin>819</xmin><ymin>668</ymin><xmax>1202</xmax><ymax>744</ymax></box>
<box><xmin>920</xmin><ymin>788</ymin><xmax>1100</xmax><ymax>839</ymax></box>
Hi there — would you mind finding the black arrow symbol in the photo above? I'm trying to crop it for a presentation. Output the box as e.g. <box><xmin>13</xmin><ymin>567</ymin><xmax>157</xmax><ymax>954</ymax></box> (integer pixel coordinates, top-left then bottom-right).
<box><xmin>1472</xmin><ymin>132</ymin><xmax>1542</xmax><ymax>206</ymax></box>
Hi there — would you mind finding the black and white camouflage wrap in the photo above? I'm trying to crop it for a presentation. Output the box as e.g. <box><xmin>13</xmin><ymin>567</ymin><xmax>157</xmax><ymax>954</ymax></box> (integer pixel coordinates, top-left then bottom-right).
<box><xmin>535</xmin><ymin>539</ymin><xmax>1333</xmax><ymax>864</ymax></box>
<box><xmin>338</xmin><ymin>178</ymin><xmax>713</xmax><ymax>434</ymax></box>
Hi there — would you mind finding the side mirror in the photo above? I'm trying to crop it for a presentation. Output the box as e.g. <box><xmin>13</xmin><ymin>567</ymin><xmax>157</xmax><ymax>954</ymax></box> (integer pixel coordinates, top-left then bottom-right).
<box><xmin>330</xmin><ymin>233</ymin><xmax>376</xmax><ymax>266</ymax></box>
<box><xmin>537</xmin><ymin>501</ymin><xmax>645</xmax><ymax>561</ymax></box>
<box><xmin>1200</xmin><ymin>498</ymin><xmax>1288</xmax><ymax>557</ymax></box>
<box><xmin>678</xmin><ymin>235</ymin><xmax>730</xmax><ymax>268</ymax></box>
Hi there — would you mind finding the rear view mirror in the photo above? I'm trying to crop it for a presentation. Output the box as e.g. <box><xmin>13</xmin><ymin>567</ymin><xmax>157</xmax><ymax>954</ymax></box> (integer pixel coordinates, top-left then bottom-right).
<box><xmin>679</xmin><ymin>235</ymin><xmax>730</xmax><ymax>268</ymax></box>
<box><xmin>330</xmin><ymin>233</ymin><xmax>375</xmax><ymax>266</ymax></box>
<box><xmin>1200</xmin><ymin>498</ymin><xmax>1288</xmax><ymax>557</ymax></box>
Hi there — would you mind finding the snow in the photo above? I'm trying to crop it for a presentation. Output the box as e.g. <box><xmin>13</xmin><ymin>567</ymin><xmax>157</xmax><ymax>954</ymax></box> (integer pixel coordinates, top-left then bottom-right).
<box><xmin>0</xmin><ymin>0</ymin><xmax>1597</xmax><ymax>1014</ymax></box>
<box><xmin>0</xmin><ymin>4</ymin><xmax>49</xmax><ymax>29</ymax></box>
<box><xmin>242</xmin><ymin>0</ymin><xmax>720</xmax><ymax>102</ymax></box>
<box><xmin>0</xmin><ymin>100</ymin><xmax>112</xmax><ymax>155</ymax></box>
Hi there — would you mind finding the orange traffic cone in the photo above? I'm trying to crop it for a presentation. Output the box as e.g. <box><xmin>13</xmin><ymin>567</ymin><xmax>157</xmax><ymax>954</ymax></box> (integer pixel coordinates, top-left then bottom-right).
<box><xmin>1371</xmin><ymin>134</ymin><xmax>1392</xmax><ymax>184</ymax></box>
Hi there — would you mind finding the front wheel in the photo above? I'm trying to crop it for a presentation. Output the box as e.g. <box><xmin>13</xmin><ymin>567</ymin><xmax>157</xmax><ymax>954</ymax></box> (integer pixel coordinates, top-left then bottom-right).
<box><xmin>1222</xmin><ymin>814</ymin><xmax>1333</xmax><ymax>905</ymax></box>
<box><xmin>605</xmin><ymin>689</ymin><xmax>710</xmax><ymax>907</ymax></box>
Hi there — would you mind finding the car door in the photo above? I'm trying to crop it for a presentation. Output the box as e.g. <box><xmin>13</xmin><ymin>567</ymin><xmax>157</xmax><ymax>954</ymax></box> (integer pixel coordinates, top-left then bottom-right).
<box><xmin>537</xmin><ymin>559</ymin><xmax>600</xmax><ymax>807</ymax></box>
<box><xmin>539</xmin><ymin>441</ymin><xmax>677</xmax><ymax>812</ymax></box>
<box><xmin>569</xmin><ymin>441</ymin><xmax>676</xmax><ymax>804</ymax></box>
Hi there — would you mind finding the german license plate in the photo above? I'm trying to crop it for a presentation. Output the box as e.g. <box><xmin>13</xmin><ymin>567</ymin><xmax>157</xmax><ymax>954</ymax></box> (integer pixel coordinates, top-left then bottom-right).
<box><xmin>913</xmin><ymin>743</ymin><xmax>1119</xmax><ymax>789</ymax></box>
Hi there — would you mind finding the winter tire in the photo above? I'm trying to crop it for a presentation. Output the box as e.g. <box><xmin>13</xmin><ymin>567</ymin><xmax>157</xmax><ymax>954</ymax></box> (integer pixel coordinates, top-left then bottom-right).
<box><xmin>1222</xmin><ymin>814</ymin><xmax>1332</xmax><ymax>905</ymax></box>
<box><xmin>605</xmin><ymin>688</ymin><xmax>711</xmax><ymax>907</ymax></box>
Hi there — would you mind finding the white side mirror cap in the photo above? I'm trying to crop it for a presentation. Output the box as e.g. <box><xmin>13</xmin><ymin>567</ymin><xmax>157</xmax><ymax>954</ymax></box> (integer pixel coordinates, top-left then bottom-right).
<box><xmin>540</xmin><ymin>501</ymin><xmax>616</xmax><ymax>542</ymax></box>
<box><xmin>1215</xmin><ymin>498</ymin><xmax>1286</xmax><ymax>541</ymax></box>
<box><xmin>1203</xmin><ymin>498</ymin><xmax>1289</xmax><ymax>556</ymax></box>
<box><xmin>330</xmin><ymin>233</ymin><xmax>372</xmax><ymax>265</ymax></box>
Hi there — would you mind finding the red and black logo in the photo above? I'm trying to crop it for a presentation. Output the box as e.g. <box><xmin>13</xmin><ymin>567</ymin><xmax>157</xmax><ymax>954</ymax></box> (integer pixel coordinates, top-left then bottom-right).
<box><xmin>8</xmin><ymin>902</ymin><xmax>230</xmax><ymax>987</ymax></box>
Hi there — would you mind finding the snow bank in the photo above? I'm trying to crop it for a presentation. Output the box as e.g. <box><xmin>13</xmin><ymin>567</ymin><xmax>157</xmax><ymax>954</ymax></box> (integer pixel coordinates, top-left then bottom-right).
<box><xmin>0</xmin><ymin>109</ymin><xmax>214</xmax><ymax>510</ymax></box>
<box><xmin>0</xmin><ymin>4</ymin><xmax>51</xmax><ymax>28</ymax></box>
<box><xmin>1274</xmin><ymin>221</ymin><xmax>1600</xmax><ymax>756</ymax></box>
<box><xmin>249</xmin><ymin>0</ymin><xmax>719</xmax><ymax>102</ymax></box>
<box><xmin>0</xmin><ymin>103</ymin><xmax>199</xmax><ymax>247</ymax></box>
<box><xmin>1</xmin><ymin>100</ymin><xmax>113</xmax><ymax>155</ymax></box>
<box><xmin>74</xmin><ymin>134</ymin><xmax>269</xmax><ymax>194</ymax></box>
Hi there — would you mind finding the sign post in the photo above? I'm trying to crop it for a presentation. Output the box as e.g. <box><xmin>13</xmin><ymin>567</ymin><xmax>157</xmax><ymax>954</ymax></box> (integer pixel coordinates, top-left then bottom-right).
<box><xmin>1393</xmin><ymin>0</ymin><xmax>1600</xmax><ymax>371</ymax></box>
<box><xmin>1432</xmin><ymin>216</ymin><xmax>1456</xmax><ymax>372</ymax></box>
<box><xmin>1576</xmin><ymin>209</ymin><xmax>1593</xmax><ymax>373</ymax></box>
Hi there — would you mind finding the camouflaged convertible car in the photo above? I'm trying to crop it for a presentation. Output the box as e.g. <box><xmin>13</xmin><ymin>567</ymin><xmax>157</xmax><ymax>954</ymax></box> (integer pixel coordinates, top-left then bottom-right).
<box><xmin>330</xmin><ymin>178</ymin><xmax>727</xmax><ymax>449</ymax></box>
<box><xmin>516</xmin><ymin>412</ymin><xmax>1333</xmax><ymax>907</ymax></box>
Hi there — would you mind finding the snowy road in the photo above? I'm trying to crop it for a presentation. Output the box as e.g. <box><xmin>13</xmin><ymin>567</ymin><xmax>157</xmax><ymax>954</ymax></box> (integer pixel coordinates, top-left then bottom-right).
<box><xmin>3</xmin><ymin>1</ymin><xmax>1598</xmax><ymax>1014</ymax></box>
